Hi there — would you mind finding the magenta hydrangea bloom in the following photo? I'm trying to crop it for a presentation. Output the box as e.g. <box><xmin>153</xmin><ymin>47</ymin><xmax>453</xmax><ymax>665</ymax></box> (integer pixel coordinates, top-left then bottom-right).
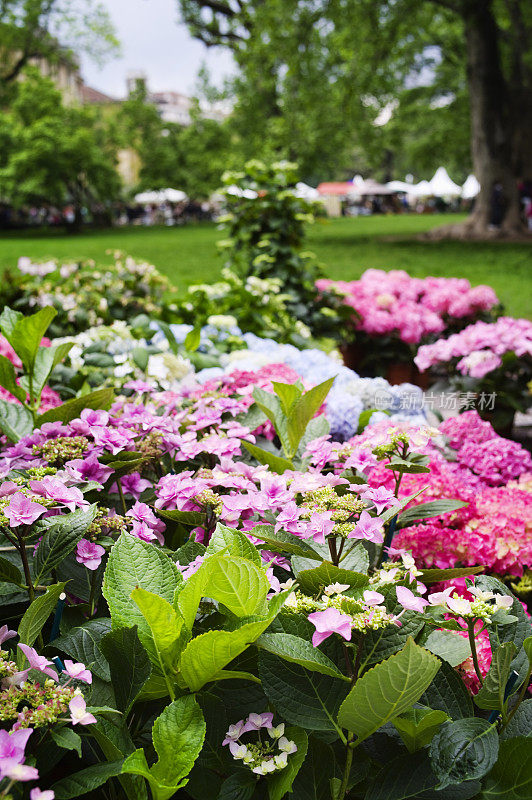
<box><xmin>4</xmin><ymin>492</ymin><xmax>46</xmax><ymax>527</ymax></box>
<box><xmin>350</xmin><ymin>510</ymin><xmax>384</xmax><ymax>543</ymax></box>
<box><xmin>308</xmin><ymin>607</ymin><xmax>352</xmax><ymax>647</ymax></box>
<box><xmin>76</xmin><ymin>539</ymin><xmax>105</xmax><ymax>571</ymax></box>
<box><xmin>69</xmin><ymin>694</ymin><xmax>97</xmax><ymax>726</ymax></box>
<box><xmin>18</xmin><ymin>644</ymin><xmax>58</xmax><ymax>680</ymax></box>
<box><xmin>396</xmin><ymin>586</ymin><xmax>428</xmax><ymax>613</ymax></box>
<box><xmin>64</xmin><ymin>660</ymin><xmax>92</xmax><ymax>684</ymax></box>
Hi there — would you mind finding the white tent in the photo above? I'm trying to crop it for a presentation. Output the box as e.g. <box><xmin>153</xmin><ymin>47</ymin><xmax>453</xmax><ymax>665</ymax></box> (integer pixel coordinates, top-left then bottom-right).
<box><xmin>134</xmin><ymin>188</ymin><xmax>187</xmax><ymax>203</ymax></box>
<box><xmin>407</xmin><ymin>180</ymin><xmax>432</xmax><ymax>198</ymax></box>
<box><xmin>134</xmin><ymin>190</ymin><xmax>164</xmax><ymax>203</ymax></box>
<box><xmin>462</xmin><ymin>174</ymin><xmax>481</xmax><ymax>200</ymax></box>
<box><xmin>294</xmin><ymin>182</ymin><xmax>320</xmax><ymax>200</ymax></box>
<box><xmin>386</xmin><ymin>180</ymin><xmax>412</xmax><ymax>193</ymax></box>
<box><xmin>160</xmin><ymin>188</ymin><xmax>187</xmax><ymax>202</ymax></box>
<box><xmin>428</xmin><ymin>167</ymin><xmax>462</xmax><ymax>197</ymax></box>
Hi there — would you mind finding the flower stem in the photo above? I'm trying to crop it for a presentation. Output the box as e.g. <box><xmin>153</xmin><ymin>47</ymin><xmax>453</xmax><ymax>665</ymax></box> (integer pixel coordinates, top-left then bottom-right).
<box><xmin>17</xmin><ymin>531</ymin><xmax>35</xmax><ymax>603</ymax></box>
<box><xmin>338</xmin><ymin>740</ymin><xmax>353</xmax><ymax>800</ymax></box>
<box><xmin>467</xmin><ymin>620</ymin><xmax>484</xmax><ymax>686</ymax></box>
<box><xmin>116</xmin><ymin>477</ymin><xmax>127</xmax><ymax>515</ymax></box>
<box><xmin>88</xmin><ymin>570</ymin><xmax>99</xmax><ymax>618</ymax></box>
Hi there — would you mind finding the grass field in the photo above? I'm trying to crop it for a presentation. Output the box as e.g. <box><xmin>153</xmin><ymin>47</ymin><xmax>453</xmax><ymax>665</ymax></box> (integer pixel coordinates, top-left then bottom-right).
<box><xmin>1</xmin><ymin>213</ymin><xmax>531</xmax><ymax>317</ymax></box>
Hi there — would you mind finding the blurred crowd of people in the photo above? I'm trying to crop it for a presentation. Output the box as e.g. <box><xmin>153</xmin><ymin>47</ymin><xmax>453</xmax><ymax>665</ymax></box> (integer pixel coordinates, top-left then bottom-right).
<box><xmin>0</xmin><ymin>199</ymin><xmax>217</xmax><ymax>230</ymax></box>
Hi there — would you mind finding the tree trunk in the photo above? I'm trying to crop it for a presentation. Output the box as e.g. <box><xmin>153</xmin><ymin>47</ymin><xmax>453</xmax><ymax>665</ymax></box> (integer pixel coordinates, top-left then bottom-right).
<box><xmin>430</xmin><ymin>0</ymin><xmax>528</xmax><ymax>239</ymax></box>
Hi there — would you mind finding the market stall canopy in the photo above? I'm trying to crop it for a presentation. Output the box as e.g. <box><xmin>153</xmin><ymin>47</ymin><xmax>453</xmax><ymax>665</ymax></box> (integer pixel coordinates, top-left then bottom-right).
<box><xmin>360</xmin><ymin>178</ymin><xmax>395</xmax><ymax>195</ymax></box>
<box><xmin>160</xmin><ymin>188</ymin><xmax>187</xmax><ymax>202</ymax></box>
<box><xmin>462</xmin><ymin>174</ymin><xmax>481</xmax><ymax>200</ymax></box>
<box><xmin>317</xmin><ymin>182</ymin><xmax>357</xmax><ymax>196</ymax></box>
<box><xmin>386</xmin><ymin>180</ymin><xmax>412</xmax><ymax>193</ymax></box>
<box><xmin>134</xmin><ymin>190</ymin><xmax>164</xmax><ymax>203</ymax></box>
<box><xmin>407</xmin><ymin>180</ymin><xmax>432</xmax><ymax>198</ymax></box>
<box><xmin>428</xmin><ymin>167</ymin><xmax>462</xmax><ymax>197</ymax></box>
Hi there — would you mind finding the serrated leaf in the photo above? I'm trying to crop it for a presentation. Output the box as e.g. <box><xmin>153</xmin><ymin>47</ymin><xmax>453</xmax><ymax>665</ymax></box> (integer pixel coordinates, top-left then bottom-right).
<box><xmin>420</xmin><ymin>566</ymin><xmax>483</xmax><ymax>584</ymax></box>
<box><xmin>53</xmin><ymin>618</ymin><xmax>112</xmax><ymax>681</ymax></box>
<box><xmin>0</xmin><ymin>555</ymin><xmax>23</xmax><ymax>586</ymax></box>
<box><xmin>177</xmin><ymin>553</ymin><xmax>269</xmax><ymax>630</ymax></box>
<box><xmin>102</xmin><ymin>533</ymin><xmax>181</xmax><ymax>668</ymax></box>
<box><xmin>181</xmin><ymin>619</ymin><xmax>275</xmax><ymax>691</ymax></box>
<box><xmin>100</xmin><ymin>625</ymin><xmax>151</xmax><ymax>713</ymax></box>
<box><xmin>397</xmin><ymin>500</ymin><xmax>468</xmax><ymax>528</ymax></box>
<box><xmin>18</xmin><ymin>583</ymin><xmax>66</xmax><ymax>658</ymax></box>
<box><xmin>156</xmin><ymin>507</ymin><xmax>208</xmax><ymax>527</ymax></box>
<box><xmin>392</xmin><ymin>707</ymin><xmax>449</xmax><ymax>753</ymax></box>
<box><xmin>131</xmin><ymin>587</ymin><xmax>186</xmax><ymax>679</ymax></box>
<box><xmin>429</xmin><ymin>718</ymin><xmax>499</xmax><ymax>789</ymax></box>
<box><xmin>0</xmin><ymin>398</ymin><xmax>33</xmax><ymax>442</ymax></box>
<box><xmin>424</xmin><ymin>630</ymin><xmax>471</xmax><ymax>668</ymax></box>
<box><xmin>501</xmin><ymin>699</ymin><xmax>532</xmax><ymax>740</ymax></box>
<box><xmin>418</xmin><ymin>658</ymin><xmax>474</xmax><ymax>720</ymax></box>
<box><xmin>34</xmin><ymin>504</ymin><xmax>98</xmax><ymax>581</ymax></box>
<box><xmin>52</xmin><ymin>760</ymin><xmax>124</xmax><ymax>799</ymax></box>
<box><xmin>257</xmin><ymin>633</ymin><xmax>349</xmax><ymax>680</ymax></box>
<box><xmin>243</xmin><ymin>440</ymin><xmax>294</xmax><ymax>473</ymax></box>
<box><xmin>51</xmin><ymin>726</ymin><xmax>82</xmax><ymax>758</ymax></box>
<box><xmin>482</xmin><ymin>737</ymin><xmax>532</xmax><ymax>800</ymax></box>
<box><xmin>294</xmin><ymin>560</ymin><xmax>369</xmax><ymax>595</ymax></box>
<box><xmin>122</xmin><ymin>696</ymin><xmax>205</xmax><ymax>800</ymax></box>
<box><xmin>33</xmin><ymin>341</ymin><xmax>73</xmax><ymax>396</ymax></box>
<box><xmin>475</xmin><ymin>642</ymin><xmax>517</xmax><ymax>710</ymax></box>
<box><xmin>1</xmin><ymin>306</ymin><xmax>56</xmax><ymax>372</ymax></box>
<box><xmin>337</xmin><ymin>638</ymin><xmax>440</xmax><ymax>742</ymax></box>
<box><xmin>365</xmin><ymin>751</ymin><xmax>480</xmax><ymax>800</ymax></box>
<box><xmin>206</xmin><ymin>523</ymin><xmax>261</xmax><ymax>564</ymax></box>
<box><xmin>250</xmin><ymin>524</ymin><xmax>322</xmax><ymax>560</ymax></box>
<box><xmin>287</xmin><ymin>378</ymin><xmax>335</xmax><ymax>457</ymax></box>
<box><xmin>0</xmin><ymin>354</ymin><xmax>26</xmax><ymax>401</ymax></box>
<box><xmin>37</xmin><ymin>387</ymin><xmax>114</xmax><ymax>426</ymax></box>
<box><xmin>259</xmin><ymin>650</ymin><xmax>349</xmax><ymax>734</ymax></box>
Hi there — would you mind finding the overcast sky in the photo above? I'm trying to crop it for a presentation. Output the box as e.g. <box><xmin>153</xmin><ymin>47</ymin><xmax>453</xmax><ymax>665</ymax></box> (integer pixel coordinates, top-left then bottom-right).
<box><xmin>80</xmin><ymin>0</ymin><xmax>234</xmax><ymax>98</ymax></box>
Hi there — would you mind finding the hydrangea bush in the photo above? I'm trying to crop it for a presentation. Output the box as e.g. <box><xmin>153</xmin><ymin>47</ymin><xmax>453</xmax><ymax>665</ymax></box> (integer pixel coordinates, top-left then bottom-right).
<box><xmin>318</xmin><ymin>270</ymin><xmax>499</xmax><ymax>377</ymax></box>
<box><xmin>415</xmin><ymin>317</ymin><xmax>532</xmax><ymax>431</ymax></box>
<box><xmin>0</xmin><ymin>308</ymin><xmax>530</xmax><ymax>800</ymax></box>
<box><xmin>0</xmin><ymin>253</ymin><xmax>173</xmax><ymax>337</ymax></box>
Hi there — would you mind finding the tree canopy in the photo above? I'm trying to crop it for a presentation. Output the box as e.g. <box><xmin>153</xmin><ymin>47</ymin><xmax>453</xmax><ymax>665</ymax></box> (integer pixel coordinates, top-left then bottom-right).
<box><xmin>0</xmin><ymin>68</ymin><xmax>120</xmax><ymax>218</ymax></box>
<box><xmin>0</xmin><ymin>0</ymin><xmax>119</xmax><ymax>86</ymax></box>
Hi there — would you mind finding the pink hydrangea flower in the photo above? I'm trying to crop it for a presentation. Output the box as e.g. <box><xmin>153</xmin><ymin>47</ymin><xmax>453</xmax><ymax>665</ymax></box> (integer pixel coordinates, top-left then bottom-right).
<box><xmin>18</xmin><ymin>644</ymin><xmax>58</xmax><ymax>680</ymax></box>
<box><xmin>64</xmin><ymin>660</ymin><xmax>92</xmax><ymax>684</ymax></box>
<box><xmin>76</xmin><ymin>539</ymin><xmax>105</xmax><ymax>571</ymax></box>
<box><xmin>308</xmin><ymin>607</ymin><xmax>352</xmax><ymax>647</ymax></box>
<box><xmin>31</xmin><ymin>789</ymin><xmax>55</xmax><ymax>800</ymax></box>
<box><xmin>69</xmin><ymin>694</ymin><xmax>97</xmax><ymax>726</ymax></box>
<box><xmin>396</xmin><ymin>586</ymin><xmax>428</xmax><ymax>613</ymax></box>
<box><xmin>4</xmin><ymin>492</ymin><xmax>46</xmax><ymax>526</ymax></box>
<box><xmin>350</xmin><ymin>510</ymin><xmax>384</xmax><ymax>543</ymax></box>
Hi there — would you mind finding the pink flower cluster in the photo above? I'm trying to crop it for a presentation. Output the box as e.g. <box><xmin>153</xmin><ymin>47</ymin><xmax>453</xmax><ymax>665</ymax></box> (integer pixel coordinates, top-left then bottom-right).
<box><xmin>317</xmin><ymin>270</ymin><xmax>497</xmax><ymax>344</ymax></box>
<box><xmin>338</xmin><ymin>413</ymin><xmax>532</xmax><ymax>576</ymax></box>
<box><xmin>440</xmin><ymin>412</ymin><xmax>532</xmax><ymax>485</ymax></box>
<box><xmin>415</xmin><ymin>316</ymin><xmax>532</xmax><ymax>376</ymax></box>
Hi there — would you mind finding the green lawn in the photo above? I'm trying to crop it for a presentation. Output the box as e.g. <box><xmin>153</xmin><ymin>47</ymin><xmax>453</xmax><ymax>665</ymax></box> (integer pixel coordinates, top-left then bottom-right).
<box><xmin>1</xmin><ymin>213</ymin><xmax>531</xmax><ymax>317</ymax></box>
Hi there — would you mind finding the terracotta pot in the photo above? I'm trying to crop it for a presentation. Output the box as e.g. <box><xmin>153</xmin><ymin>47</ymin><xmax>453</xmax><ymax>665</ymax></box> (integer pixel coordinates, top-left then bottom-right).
<box><xmin>411</xmin><ymin>366</ymin><xmax>432</xmax><ymax>390</ymax></box>
<box><xmin>340</xmin><ymin>342</ymin><xmax>362</xmax><ymax>371</ymax></box>
<box><xmin>386</xmin><ymin>362</ymin><xmax>414</xmax><ymax>385</ymax></box>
